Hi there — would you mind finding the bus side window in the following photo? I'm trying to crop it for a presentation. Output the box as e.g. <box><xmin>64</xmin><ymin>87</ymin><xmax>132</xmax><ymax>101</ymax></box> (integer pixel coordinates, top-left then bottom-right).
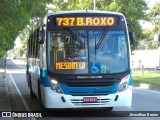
<box><xmin>33</xmin><ymin>30</ymin><xmax>37</xmax><ymax>58</ymax></box>
<box><xmin>35</xmin><ymin>29</ymin><xmax>40</xmax><ymax>58</ymax></box>
<box><xmin>31</xmin><ymin>34</ymin><xmax>34</xmax><ymax>57</ymax></box>
<box><xmin>50</xmin><ymin>33</ymin><xmax>55</xmax><ymax>65</ymax></box>
<box><xmin>28</xmin><ymin>37</ymin><xmax>31</xmax><ymax>57</ymax></box>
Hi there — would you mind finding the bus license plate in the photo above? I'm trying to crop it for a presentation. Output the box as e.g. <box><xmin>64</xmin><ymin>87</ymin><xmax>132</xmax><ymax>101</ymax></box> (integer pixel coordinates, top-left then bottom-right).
<box><xmin>83</xmin><ymin>97</ymin><xmax>97</xmax><ymax>103</ymax></box>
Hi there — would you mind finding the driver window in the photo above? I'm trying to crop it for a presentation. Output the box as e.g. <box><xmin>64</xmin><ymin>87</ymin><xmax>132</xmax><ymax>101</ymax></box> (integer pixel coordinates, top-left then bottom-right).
<box><xmin>50</xmin><ymin>32</ymin><xmax>67</xmax><ymax>63</ymax></box>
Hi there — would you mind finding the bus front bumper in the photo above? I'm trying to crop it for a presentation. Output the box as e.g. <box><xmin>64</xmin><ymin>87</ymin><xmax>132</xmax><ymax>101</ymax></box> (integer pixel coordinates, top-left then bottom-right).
<box><xmin>43</xmin><ymin>86</ymin><xmax>132</xmax><ymax>109</ymax></box>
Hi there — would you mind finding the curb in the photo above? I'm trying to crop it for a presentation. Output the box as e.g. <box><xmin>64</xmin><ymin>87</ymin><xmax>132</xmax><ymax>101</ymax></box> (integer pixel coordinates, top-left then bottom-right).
<box><xmin>133</xmin><ymin>82</ymin><xmax>160</xmax><ymax>92</ymax></box>
<box><xmin>0</xmin><ymin>71</ymin><xmax>14</xmax><ymax>120</ymax></box>
<box><xmin>4</xmin><ymin>75</ymin><xmax>14</xmax><ymax>120</ymax></box>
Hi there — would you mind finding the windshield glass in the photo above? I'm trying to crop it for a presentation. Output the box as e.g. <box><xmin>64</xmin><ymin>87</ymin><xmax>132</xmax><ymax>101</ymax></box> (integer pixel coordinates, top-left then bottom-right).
<box><xmin>48</xmin><ymin>29</ymin><xmax>88</xmax><ymax>74</ymax></box>
<box><xmin>48</xmin><ymin>28</ymin><xmax>129</xmax><ymax>74</ymax></box>
<box><xmin>88</xmin><ymin>30</ymin><xmax>128</xmax><ymax>74</ymax></box>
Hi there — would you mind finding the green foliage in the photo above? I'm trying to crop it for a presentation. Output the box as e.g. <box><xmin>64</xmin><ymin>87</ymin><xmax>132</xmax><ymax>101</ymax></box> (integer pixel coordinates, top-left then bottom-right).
<box><xmin>146</xmin><ymin>41</ymin><xmax>159</xmax><ymax>49</ymax></box>
<box><xmin>148</xmin><ymin>2</ymin><xmax>160</xmax><ymax>35</ymax></box>
<box><xmin>51</xmin><ymin>0</ymin><xmax>148</xmax><ymax>51</ymax></box>
<box><xmin>148</xmin><ymin>2</ymin><xmax>160</xmax><ymax>18</ymax></box>
<box><xmin>0</xmin><ymin>0</ymin><xmax>150</xmax><ymax>56</ymax></box>
<box><xmin>102</xmin><ymin>0</ymin><xmax>147</xmax><ymax>50</ymax></box>
<box><xmin>141</xmin><ymin>2</ymin><xmax>160</xmax><ymax>49</ymax></box>
<box><xmin>148</xmin><ymin>2</ymin><xmax>160</xmax><ymax>34</ymax></box>
<box><xmin>0</xmin><ymin>0</ymin><xmax>51</xmax><ymax>57</ymax></box>
<box><xmin>133</xmin><ymin>70</ymin><xmax>160</xmax><ymax>86</ymax></box>
<box><xmin>51</xmin><ymin>0</ymin><xmax>94</xmax><ymax>11</ymax></box>
<box><xmin>142</xmin><ymin>30</ymin><xmax>154</xmax><ymax>40</ymax></box>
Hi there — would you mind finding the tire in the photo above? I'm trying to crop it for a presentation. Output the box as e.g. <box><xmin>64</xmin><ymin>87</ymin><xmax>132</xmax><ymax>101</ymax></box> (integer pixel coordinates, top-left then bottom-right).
<box><xmin>38</xmin><ymin>80</ymin><xmax>45</xmax><ymax>109</ymax></box>
<box><xmin>107</xmin><ymin>107</ymin><xmax>113</xmax><ymax>110</ymax></box>
<box><xmin>102</xmin><ymin>107</ymin><xmax>113</xmax><ymax>111</ymax></box>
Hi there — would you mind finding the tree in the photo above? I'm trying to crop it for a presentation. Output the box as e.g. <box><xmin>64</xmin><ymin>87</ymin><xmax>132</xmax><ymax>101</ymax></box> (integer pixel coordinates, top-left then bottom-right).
<box><xmin>0</xmin><ymin>0</ymin><xmax>52</xmax><ymax>57</ymax></box>
<box><xmin>0</xmin><ymin>0</ymin><xmax>149</xmax><ymax>57</ymax></box>
<box><xmin>142</xmin><ymin>1</ymin><xmax>160</xmax><ymax>49</ymax></box>
<box><xmin>50</xmin><ymin>0</ymin><xmax>148</xmax><ymax>50</ymax></box>
<box><xmin>148</xmin><ymin>2</ymin><xmax>160</xmax><ymax>34</ymax></box>
<box><xmin>100</xmin><ymin>0</ymin><xmax>147</xmax><ymax>50</ymax></box>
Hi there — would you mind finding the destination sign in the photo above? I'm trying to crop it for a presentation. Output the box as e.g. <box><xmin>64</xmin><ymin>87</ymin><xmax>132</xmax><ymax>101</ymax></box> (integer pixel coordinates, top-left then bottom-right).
<box><xmin>55</xmin><ymin>62</ymin><xmax>86</xmax><ymax>70</ymax></box>
<box><xmin>56</xmin><ymin>17</ymin><xmax>117</xmax><ymax>27</ymax></box>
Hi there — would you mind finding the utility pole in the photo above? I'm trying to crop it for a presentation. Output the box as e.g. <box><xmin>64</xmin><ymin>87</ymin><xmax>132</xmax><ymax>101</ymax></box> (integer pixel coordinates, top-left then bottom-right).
<box><xmin>94</xmin><ymin>0</ymin><xmax>96</xmax><ymax>10</ymax></box>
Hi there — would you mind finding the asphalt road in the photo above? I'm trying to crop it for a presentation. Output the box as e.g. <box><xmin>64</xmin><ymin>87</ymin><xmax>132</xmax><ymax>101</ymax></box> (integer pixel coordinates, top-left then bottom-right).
<box><xmin>5</xmin><ymin>59</ymin><xmax>160</xmax><ymax>120</ymax></box>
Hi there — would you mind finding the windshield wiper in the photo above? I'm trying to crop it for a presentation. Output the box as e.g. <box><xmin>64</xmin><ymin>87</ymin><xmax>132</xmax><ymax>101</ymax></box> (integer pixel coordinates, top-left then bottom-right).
<box><xmin>95</xmin><ymin>27</ymin><xmax>109</xmax><ymax>49</ymax></box>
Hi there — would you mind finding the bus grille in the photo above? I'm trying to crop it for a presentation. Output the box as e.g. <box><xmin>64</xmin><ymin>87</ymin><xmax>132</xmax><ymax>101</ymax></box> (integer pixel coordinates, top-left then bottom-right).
<box><xmin>70</xmin><ymin>98</ymin><xmax>111</xmax><ymax>106</ymax></box>
<box><xmin>62</xmin><ymin>79</ymin><xmax>119</xmax><ymax>87</ymax></box>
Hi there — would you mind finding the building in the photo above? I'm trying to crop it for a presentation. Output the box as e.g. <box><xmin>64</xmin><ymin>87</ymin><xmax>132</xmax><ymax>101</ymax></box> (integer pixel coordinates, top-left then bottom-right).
<box><xmin>131</xmin><ymin>49</ymin><xmax>160</xmax><ymax>69</ymax></box>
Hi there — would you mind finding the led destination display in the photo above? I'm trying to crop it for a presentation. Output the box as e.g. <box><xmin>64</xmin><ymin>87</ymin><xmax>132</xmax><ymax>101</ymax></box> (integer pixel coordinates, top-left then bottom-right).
<box><xmin>56</xmin><ymin>17</ymin><xmax>117</xmax><ymax>26</ymax></box>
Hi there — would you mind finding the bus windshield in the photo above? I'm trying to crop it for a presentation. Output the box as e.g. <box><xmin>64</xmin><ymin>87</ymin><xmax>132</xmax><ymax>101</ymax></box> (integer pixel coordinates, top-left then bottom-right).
<box><xmin>48</xmin><ymin>28</ymin><xmax>129</xmax><ymax>74</ymax></box>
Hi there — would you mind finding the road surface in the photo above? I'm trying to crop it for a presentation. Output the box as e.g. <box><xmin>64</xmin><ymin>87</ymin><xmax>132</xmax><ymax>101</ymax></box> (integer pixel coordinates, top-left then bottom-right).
<box><xmin>4</xmin><ymin>59</ymin><xmax>160</xmax><ymax>120</ymax></box>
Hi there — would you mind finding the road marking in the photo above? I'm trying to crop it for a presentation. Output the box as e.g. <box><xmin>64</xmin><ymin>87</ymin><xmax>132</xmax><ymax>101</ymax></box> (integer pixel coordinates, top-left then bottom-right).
<box><xmin>8</xmin><ymin>72</ymin><xmax>36</xmax><ymax>120</ymax></box>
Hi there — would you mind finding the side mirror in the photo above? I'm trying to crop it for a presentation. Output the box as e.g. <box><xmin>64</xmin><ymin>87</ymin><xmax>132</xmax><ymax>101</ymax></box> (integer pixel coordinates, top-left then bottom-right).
<box><xmin>39</xmin><ymin>30</ymin><xmax>45</xmax><ymax>44</ymax></box>
<box><xmin>129</xmin><ymin>31</ymin><xmax>136</xmax><ymax>44</ymax></box>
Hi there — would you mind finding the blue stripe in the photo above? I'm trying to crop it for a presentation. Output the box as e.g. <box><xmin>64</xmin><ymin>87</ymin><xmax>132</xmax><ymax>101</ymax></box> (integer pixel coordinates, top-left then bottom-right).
<box><xmin>37</xmin><ymin>69</ymin><xmax>132</xmax><ymax>95</ymax></box>
<box><xmin>128</xmin><ymin>69</ymin><xmax>132</xmax><ymax>86</ymax></box>
<box><xmin>59</xmin><ymin>83</ymin><xmax>119</xmax><ymax>95</ymax></box>
<box><xmin>40</xmin><ymin>69</ymin><xmax>51</xmax><ymax>87</ymax></box>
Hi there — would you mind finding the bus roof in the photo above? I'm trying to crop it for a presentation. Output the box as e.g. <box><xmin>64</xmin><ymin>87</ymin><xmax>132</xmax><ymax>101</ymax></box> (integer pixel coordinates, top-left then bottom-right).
<box><xmin>46</xmin><ymin>10</ymin><xmax>124</xmax><ymax>17</ymax></box>
<box><xmin>38</xmin><ymin>10</ymin><xmax>126</xmax><ymax>29</ymax></box>
<box><xmin>40</xmin><ymin>10</ymin><xmax>125</xmax><ymax>24</ymax></box>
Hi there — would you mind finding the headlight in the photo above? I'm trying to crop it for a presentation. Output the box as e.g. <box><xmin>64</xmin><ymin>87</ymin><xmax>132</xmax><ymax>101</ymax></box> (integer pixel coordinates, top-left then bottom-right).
<box><xmin>118</xmin><ymin>75</ymin><xmax>130</xmax><ymax>92</ymax></box>
<box><xmin>49</xmin><ymin>77</ymin><xmax>63</xmax><ymax>94</ymax></box>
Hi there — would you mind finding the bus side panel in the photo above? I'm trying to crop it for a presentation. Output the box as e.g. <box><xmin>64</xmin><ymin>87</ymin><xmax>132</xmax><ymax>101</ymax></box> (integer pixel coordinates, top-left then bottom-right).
<box><xmin>28</xmin><ymin>58</ymin><xmax>38</xmax><ymax>98</ymax></box>
<box><xmin>39</xmin><ymin>38</ymin><xmax>51</xmax><ymax>106</ymax></box>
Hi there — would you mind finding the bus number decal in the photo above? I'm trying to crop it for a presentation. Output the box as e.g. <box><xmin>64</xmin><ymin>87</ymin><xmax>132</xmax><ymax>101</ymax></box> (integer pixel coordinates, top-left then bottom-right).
<box><xmin>57</xmin><ymin>17</ymin><xmax>75</xmax><ymax>26</ymax></box>
<box><xmin>56</xmin><ymin>17</ymin><xmax>115</xmax><ymax>26</ymax></box>
<box><xmin>55</xmin><ymin>62</ymin><xmax>86</xmax><ymax>70</ymax></box>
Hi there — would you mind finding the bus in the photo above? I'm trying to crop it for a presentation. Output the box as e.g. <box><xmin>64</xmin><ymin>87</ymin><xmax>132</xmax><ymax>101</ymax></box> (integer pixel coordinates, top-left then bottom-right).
<box><xmin>26</xmin><ymin>10</ymin><xmax>135</xmax><ymax>110</ymax></box>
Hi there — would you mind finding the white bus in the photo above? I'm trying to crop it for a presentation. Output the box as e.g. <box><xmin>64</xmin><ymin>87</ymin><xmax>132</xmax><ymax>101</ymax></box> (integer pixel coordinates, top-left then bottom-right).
<box><xmin>26</xmin><ymin>11</ymin><xmax>135</xmax><ymax>110</ymax></box>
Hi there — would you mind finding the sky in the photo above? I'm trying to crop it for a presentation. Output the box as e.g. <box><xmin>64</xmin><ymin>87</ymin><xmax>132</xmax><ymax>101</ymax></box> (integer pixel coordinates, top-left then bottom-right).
<box><xmin>146</xmin><ymin>0</ymin><xmax>160</xmax><ymax>9</ymax></box>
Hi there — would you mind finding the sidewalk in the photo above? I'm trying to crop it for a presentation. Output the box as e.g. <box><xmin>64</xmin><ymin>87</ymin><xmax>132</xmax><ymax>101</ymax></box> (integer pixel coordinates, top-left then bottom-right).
<box><xmin>133</xmin><ymin>82</ymin><xmax>160</xmax><ymax>92</ymax></box>
<box><xmin>0</xmin><ymin>69</ymin><xmax>13</xmax><ymax>119</ymax></box>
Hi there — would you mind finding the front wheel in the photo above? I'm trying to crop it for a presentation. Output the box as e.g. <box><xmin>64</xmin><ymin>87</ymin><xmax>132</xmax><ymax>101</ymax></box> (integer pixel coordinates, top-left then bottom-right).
<box><xmin>107</xmin><ymin>107</ymin><xmax>113</xmax><ymax>110</ymax></box>
<box><xmin>102</xmin><ymin>107</ymin><xmax>113</xmax><ymax>111</ymax></box>
<box><xmin>38</xmin><ymin>80</ymin><xmax>45</xmax><ymax>109</ymax></box>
